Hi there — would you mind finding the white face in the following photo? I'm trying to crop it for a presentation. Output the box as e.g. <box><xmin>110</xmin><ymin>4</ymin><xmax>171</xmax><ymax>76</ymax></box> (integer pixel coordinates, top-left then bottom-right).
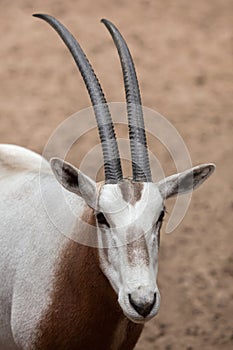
<box><xmin>51</xmin><ymin>158</ymin><xmax>215</xmax><ymax>323</ymax></box>
<box><xmin>96</xmin><ymin>179</ymin><xmax>165</xmax><ymax>324</ymax></box>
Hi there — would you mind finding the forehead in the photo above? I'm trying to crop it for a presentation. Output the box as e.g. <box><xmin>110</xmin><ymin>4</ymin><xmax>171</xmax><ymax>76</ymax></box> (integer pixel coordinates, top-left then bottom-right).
<box><xmin>99</xmin><ymin>179</ymin><xmax>163</xmax><ymax>216</ymax></box>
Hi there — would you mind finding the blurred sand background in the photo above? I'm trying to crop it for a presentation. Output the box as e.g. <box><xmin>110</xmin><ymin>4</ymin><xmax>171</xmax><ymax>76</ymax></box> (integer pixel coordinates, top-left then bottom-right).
<box><xmin>0</xmin><ymin>0</ymin><xmax>232</xmax><ymax>349</ymax></box>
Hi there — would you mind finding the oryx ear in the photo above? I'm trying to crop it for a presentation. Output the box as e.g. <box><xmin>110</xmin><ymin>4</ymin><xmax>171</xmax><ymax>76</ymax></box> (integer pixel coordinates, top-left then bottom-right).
<box><xmin>158</xmin><ymin>163</ymin><xmax>215</xmax><ymax>199</ymax></box>
<box><xmin>50</xmin><ymin>157</ymin><xmax>97</xmax><ymax>209</ymax></box>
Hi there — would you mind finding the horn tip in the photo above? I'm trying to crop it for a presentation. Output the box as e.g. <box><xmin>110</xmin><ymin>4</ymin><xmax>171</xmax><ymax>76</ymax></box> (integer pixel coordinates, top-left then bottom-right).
<box><xmin>33</xmin><ymin>13</ymin><xmax>52</xmax><ymax>21</ymax></box>
<box><xmin>101</xmin><ymin>18</ymin><xmax>107</xmax><ymax>24</ymax></box>
<box><xmin>101</xmin><ymin>18</ymin><xmax>112</xmax><ymax>26</ymax></box>
<box><xmin>32</xmin><ymin>13</ymin><xmax>44</xmax><ymax>18</ymax></box>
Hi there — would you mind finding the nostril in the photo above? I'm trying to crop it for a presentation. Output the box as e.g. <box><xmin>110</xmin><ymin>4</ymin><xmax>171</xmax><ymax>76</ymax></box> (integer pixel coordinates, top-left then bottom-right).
<box><xmin>128</xmin><ymin>293</ymin><xmax>134</xmax><ymax>307</ymax></box>
<box><xmin>128</xmin><ymin>293</ymin><xmax>156</xmax><ymax>318</ymax></box>
<box><xmin>154</xmin><ymin>292</ymin><xmax>157</xmax><ymax>304</ymax></box>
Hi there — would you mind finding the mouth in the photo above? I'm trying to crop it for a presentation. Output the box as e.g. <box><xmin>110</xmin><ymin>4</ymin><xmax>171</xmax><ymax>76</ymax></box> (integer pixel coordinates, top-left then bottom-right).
<box><xmin>123</xmin><ymin>303</ymin><xmax>160</xmax><ymax>324</ymax></box>
<box><xmin>126</xmin><ymin>311</ymin><xmax>158</xmax><ymax>324</ymax></box>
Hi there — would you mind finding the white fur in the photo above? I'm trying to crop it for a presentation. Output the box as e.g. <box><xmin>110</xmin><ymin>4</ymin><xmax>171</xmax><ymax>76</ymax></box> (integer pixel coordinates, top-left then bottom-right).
<box><xmin>0</xmin><ymin>145</ymin><xmax>83</xmax><ymax>349</ymax></box>
<box><xmin>0</xmin><ymin>144</ymin><xmax>215</xmax><ymax>348</ymax></box>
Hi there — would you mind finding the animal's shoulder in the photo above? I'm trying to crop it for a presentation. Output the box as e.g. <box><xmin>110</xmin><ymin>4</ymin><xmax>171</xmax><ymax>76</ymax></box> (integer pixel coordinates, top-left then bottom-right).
<box><xmin>0</xmin><ymin>144</ymin><xmax>50</xmax><ymax>175</ymax></box>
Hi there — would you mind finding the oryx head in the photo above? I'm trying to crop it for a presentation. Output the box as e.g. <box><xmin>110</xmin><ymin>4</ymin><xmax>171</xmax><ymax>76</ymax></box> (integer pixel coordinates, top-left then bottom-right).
<box><xmin>35</xmin><ymin>14</ymin><xmax>215</xmax><ymax>323</ymax></box>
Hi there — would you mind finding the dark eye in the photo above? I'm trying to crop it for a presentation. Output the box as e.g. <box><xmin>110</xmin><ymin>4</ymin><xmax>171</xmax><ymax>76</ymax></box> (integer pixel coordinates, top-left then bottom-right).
<box><xmin>156</xmin><ymin>209</ymin><xmax>165</xmax><ymax>247</ymax></box>
<box><xmin>96</xmin><ymin>212</ymin><xmax>110</xmax><ymax>228</ymax></box>
<box><xmin>157</xmin><ymin>209</ymin><xmax>165</xmax><ymax>225</ymax></box>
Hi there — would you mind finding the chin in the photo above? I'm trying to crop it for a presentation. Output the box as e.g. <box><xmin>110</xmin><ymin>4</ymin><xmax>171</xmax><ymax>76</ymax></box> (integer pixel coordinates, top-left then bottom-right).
<box><xmin>123</xmin><ymin>308</ymin><xmax>159</xmax><ymax>324</ymax></box>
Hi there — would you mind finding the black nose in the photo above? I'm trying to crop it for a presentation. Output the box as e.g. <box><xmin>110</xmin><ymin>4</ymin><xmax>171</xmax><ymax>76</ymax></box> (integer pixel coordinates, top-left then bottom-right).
<box><xmin>129</xmin><ymin>293</ymin><xmax>156</xmax><ymax>318</ymax></box>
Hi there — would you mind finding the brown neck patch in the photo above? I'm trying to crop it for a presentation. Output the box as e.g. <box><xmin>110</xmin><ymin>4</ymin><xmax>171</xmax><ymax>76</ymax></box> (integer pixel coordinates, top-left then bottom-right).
<box><xmin>119</xmin><ymin>180</ymin><xmax>144</xmax><ymax>206</ymax></box>
<box><xmin>34</xmin><ymin>207</ymin><xmax>143</xmax><ymax>350</ymax></box>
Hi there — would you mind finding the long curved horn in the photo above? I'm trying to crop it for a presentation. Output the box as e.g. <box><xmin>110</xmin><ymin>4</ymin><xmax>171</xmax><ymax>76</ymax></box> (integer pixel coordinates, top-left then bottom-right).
<box><xmin>33</xmin><ymin>14</ymin><xmax>123</xmax><ymax>184</ymax></box>
<box><xmin>101</xmin><ymin>19</ymin><xmax>152</xmax><ymax>182</ymax></box>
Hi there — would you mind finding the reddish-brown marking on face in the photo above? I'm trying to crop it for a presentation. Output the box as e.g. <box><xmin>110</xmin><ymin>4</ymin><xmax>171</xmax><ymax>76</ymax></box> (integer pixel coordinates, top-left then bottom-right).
<box><xmin>127</xmin><ymin>228</ymin><xmax>149</xmax><ymax>266</ymax></box>
<box><xmin>119</xmin><ymin>180</ymin><xmax>144</xmax><ymax>206</ymax></box>
<box><xmin>34</xmin><ymin>208</ymin><xmax>143</xmax><ymax>350</ymax></box>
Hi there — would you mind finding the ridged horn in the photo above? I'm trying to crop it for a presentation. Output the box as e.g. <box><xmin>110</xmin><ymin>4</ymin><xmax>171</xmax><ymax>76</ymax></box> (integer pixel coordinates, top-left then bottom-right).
<box><xmin>101</xmin><ymin>19</ymin><xmax>152</xmax><ymax>182</ymax></box>
<box><xmin>33</xmin><ymin>14</ymin><xmax>123</xmax><ymax>184</ymax></box>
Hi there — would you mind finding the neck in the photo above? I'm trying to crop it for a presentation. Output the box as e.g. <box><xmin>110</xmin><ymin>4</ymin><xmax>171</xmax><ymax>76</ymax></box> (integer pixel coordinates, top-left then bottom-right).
<box><xmin>35</xmin><ymin>207</ymin><xmax>143</xmax><ymax>350</ymax></box>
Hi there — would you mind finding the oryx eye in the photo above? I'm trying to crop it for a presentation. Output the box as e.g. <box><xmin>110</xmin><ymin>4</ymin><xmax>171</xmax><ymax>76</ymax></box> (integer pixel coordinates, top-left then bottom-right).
<box><xmin>157</xmin><ymin>209</ymin><xmax>165</xmax><ymax>225</ymax></box>
<box><xmin>96</xmin><ymin>212</ymin><xmax>110</xmax><ymax>228</ymax></box>
<box><xmin>156</xmin><ymin>209</ymin><xmax>165</xmax><ymax>247</ymax></box>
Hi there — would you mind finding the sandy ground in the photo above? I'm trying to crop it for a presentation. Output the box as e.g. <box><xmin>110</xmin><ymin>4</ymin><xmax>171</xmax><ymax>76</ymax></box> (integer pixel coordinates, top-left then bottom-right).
<box><xmin>0</xmin><ymin>0</ymin><xmax>232</xmax><ymax>349</ymax></box>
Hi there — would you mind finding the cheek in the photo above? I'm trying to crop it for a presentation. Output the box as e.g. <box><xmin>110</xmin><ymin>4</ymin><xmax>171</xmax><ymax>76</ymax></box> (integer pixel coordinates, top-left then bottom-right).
<box><xmin>151</xmin><ymin>232</ymin><xmax>158</xmax><ymax>247</ymax></box>
<box><xmin>151</xmin><ymin>224</ymin><xmax>161</xmax><ymax>249</ymax></box>
<box><xmin>97</xmin><ymin>227</ymin><xmax>117</xmax><ymax>249</ymax></box>
<box><xmin>102</xmin><ymin>246</ymin><xmax>120</xmax><ymax>268</ymax></box>
<box><xmin>99</xmin><ymin>247</ymin><xmax>120</xmax><ymax>282</ymax></box>
<box><xmin>149</xmin><ymin>234</ymin><xmax>159</xmax><ymax>263</ymax></box>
